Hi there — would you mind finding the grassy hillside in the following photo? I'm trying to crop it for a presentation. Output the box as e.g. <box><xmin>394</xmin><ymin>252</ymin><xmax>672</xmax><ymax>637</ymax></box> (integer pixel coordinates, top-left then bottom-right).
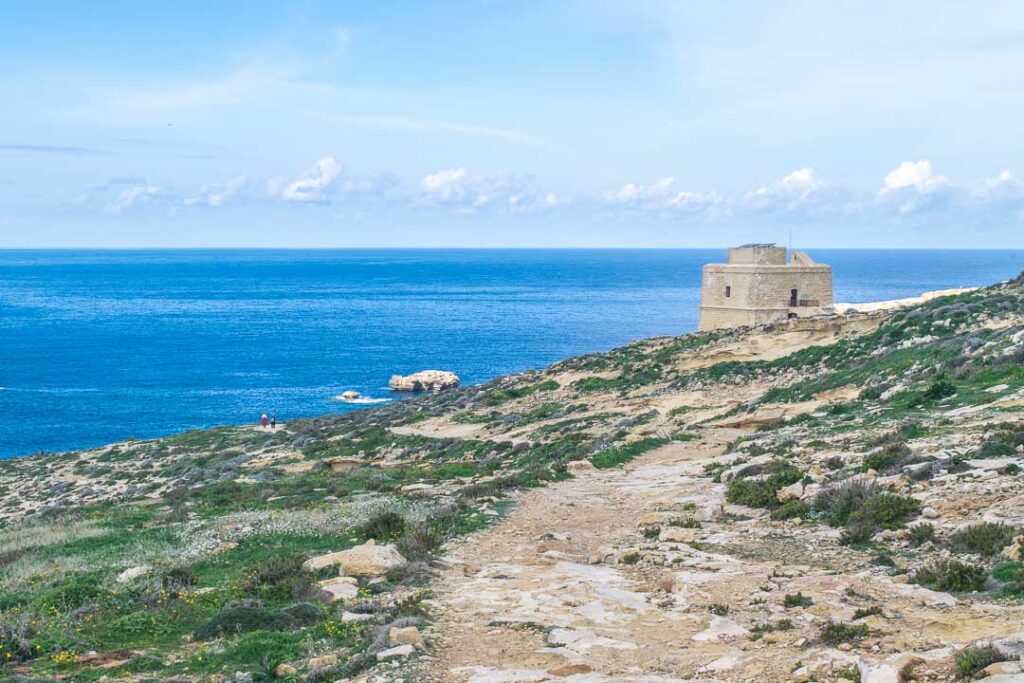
<box><xmin>0</xmin><ymin>273</ymin><xmax>1022</xmax><ymax>682</ymax></box>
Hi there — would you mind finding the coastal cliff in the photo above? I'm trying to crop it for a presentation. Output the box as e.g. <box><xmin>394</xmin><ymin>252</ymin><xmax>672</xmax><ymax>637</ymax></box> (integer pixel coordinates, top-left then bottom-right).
<box><xmin>0</xmin><ymin>275</ymin><xmax>1023</xmax><ymax>682</ymax></box>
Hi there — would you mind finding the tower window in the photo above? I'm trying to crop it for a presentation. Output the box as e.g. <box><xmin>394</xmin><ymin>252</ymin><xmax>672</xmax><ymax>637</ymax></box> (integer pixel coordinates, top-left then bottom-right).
<box><xmin>725</xmin><ymin>286</ymin><xmax>731</xmax><ymax>298</ymax></box>
<box><xmin>790</xmin><ymin>289</ymin><xmax>799</xmax><ymax>306</ymax></box>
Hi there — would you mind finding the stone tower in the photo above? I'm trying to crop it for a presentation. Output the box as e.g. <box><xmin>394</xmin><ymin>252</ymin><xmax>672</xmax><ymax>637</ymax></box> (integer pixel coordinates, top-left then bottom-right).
<box><xmin>698</xmin><ymin>244</ymin><xmax>833</xmax><ymax>331</ymax></box>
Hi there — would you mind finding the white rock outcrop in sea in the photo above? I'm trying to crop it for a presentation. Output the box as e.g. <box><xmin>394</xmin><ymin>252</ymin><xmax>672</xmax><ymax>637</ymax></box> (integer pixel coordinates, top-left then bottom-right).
<box><xmin>341</xmin><ymin>390</ymin><xmax>362</xmax><ymax>401</ymax></box>
<box><xmin>388</xmin><ymin>370</ymin><xmax>460</xmax><ymax>392</ymax></box>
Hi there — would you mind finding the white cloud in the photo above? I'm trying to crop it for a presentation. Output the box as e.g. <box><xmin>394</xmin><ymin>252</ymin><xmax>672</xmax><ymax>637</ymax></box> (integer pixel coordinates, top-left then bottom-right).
<box><xmin>184</xmin><ymin>176</ymin><xmax>247</xmax><ymax>207</ymax></box>
<box><xmin>271</xmin><ymin>157</ymin><xmax>344</xmax><ymax>202</ymax></box>
<box><xmin>104</xmin><ymin>185</ymin><xmax>159</xmax><ymax>214</ymax></box>
<box><xmin>880</xmin><ymin>160</ymin><xmax>948</xmax><ymax>195</ymax></box>
<box><xmin>604</xmin><ymin>176</ymin><xmax>717</xmax><ymax>210</ymax></box>
<box><xmin>419</xmin><ymin>168</ymin><xmax>558</xmax><ymax>213</ymax></box>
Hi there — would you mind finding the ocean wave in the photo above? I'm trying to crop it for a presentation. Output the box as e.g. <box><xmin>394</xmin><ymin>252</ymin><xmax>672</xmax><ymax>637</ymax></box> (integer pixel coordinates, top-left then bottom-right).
<box><xmin>331</xmin><ymin>395</ymin><xmax>392</xmax><ymax>404</ymax></box>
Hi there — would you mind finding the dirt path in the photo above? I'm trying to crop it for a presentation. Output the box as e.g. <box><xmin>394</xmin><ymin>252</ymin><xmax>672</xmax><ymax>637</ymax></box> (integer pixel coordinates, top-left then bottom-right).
<box><xmin>424</xmin><ymin>430</ymin><xmax>1024</xmax><ymax>683</ymax></box>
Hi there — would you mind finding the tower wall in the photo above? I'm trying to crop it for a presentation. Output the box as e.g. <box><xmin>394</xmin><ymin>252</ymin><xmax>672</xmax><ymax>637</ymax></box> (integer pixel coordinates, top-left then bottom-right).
<box><xmin>698</xmin><ymin>249</ymin><xmax>833</xmax><ymax>331</ymax></box>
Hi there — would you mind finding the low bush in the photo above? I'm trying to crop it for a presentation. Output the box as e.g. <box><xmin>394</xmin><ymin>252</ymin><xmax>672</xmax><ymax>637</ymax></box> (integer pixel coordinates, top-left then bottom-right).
<box><xmin>770</xmin><ymin>500</ymin><xmax>810</xmax><ymax>521</ymax></box>
<box><xmin>726</xmin><ymin>461</ymin><xmax>802</xmax><ymax>510</ymax></box>
<box><xmin>924</xmin><ymin>378</ymin><xmax>957</xmax><ymax>401</ymax></box>
<box><xmin>783</xmin><ymin>592</ymin><xmax>812</xmax><ymax>608</ymax></box>
<box><xmin>242</xmin><ymin>555</ymin><xmax>318</xmax><ymax>601</ymax></box>
<box><xmin>912</xmin><ymin>559</ymin><xmax>987</xmax><ymax>593</ymax></box>
<box><xmin>864</xmin><ymin>442</ymin><xmax>911</xmax><ymax>473</ymax></box>
<box><xmin>0</xmin><ymin>612</ymin><xmax>35</xmax><ymax>663</ymax></box>
<box><xmin>947</xmin><ymin>522</ymin><xmax>1017</xmax><ymax>557</ymax></box>
<box><xmin>955</xmin><ymin>645</ymin><xmax>1012</xmax><ymax>678</ymax></box>
<box><xmin>819</xmin><ymin>621</ymin><xmax>869</xmax><ymax>644</ymax></box>
<box><xmin>852</xmin><ymin>605</ymin><xmax>883</xmax><ymax>619</ymax></box>
<box><xmin>905</xmin><ymin>523</ymin><xmax>937</xmax><ymax>547</ymax></box>
<box><xmin>816</xmin><ymin>479</ymin><xmax>919</xmax><ymax>544</ymax></box>
<box><xmin>357</xmin><ymin>510</ymin><xmax>406</xmax><ymax>542</ymax></box>
<box><xmin>193</xmin><ymin>603</ymin><xmax>323</xmax><ymax>641</ymax></box>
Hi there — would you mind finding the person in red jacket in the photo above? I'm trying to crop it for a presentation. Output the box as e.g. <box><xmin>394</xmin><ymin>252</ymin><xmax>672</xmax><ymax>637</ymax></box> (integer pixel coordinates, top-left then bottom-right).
<box><xmin>260</xmin><ymin>413</ymin><xmax>268</xmax><ymax>428</ymax></box>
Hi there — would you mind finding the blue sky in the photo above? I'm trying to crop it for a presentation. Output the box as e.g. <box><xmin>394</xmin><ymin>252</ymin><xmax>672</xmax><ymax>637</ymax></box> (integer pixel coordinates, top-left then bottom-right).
<box><xmin>2</xmin><ymin>1</ymin><xmax>1024</xmax><ymax>248</ymax></box>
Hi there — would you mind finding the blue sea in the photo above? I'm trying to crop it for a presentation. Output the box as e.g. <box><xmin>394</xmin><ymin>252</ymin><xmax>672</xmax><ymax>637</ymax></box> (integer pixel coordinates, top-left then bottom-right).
<box><xmin>1</xmin><ymin>249</ymin><xmax>1021</xmax><ymax>458</ymax></box>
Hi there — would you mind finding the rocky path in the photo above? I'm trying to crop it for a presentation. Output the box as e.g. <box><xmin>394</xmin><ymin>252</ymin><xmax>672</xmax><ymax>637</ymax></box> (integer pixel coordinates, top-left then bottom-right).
<box><xmin>423</xmin><ymin>431</ymin><xmax>1024</xmax><ymax>683</ymax></box>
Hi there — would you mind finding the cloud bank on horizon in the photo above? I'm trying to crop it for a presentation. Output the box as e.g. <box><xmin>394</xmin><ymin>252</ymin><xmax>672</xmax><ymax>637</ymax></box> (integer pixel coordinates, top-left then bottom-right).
<box><xmin>1</xmin><ymin>1</ymin><xmax>1023</xmax><ymax>248</ymax></box>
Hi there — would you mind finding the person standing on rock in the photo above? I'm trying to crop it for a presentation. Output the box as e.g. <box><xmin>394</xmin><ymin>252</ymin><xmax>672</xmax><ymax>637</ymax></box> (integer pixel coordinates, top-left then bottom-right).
<box><xmin>270</xmin><ymin>413</ymin><xmax>276</xmax><ymax>431</ymax></box>
<box><xmin>261</xmin><ymin>413</ymin><xmax>268</xmax><ymax>429</ymax></box>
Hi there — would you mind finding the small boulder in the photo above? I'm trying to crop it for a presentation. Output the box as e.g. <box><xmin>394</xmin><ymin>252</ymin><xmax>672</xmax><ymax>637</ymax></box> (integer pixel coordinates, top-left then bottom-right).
<box><xmin>776</xmin><ymin>481</ymin><xmax>804</xmax><ymax>502</ymax></box>
<box><xmin>318</xmin><ymin>578</ymin><xmax>359</xmax><ymax>603</ymax></box>
<box><xmin>566</xmin><ymin>460</ymin><xmax>597</xmax><ymax>474</ymax></box>
<box><xmin>211</xmin><ymin>541</ymin><xmax>239</xmax><ymax>556</ymax></box>
<box><xmin>858</xmin><ymin>661</ymin><xmax>899</xmax><ymax>683</ymax></box>
<box><xmin>1001</xmin><ymin>535</ymin><xmax>1023</xmax><ymax>562</ymax></box>
<box><xmin>388</xmin><ymin>626</ymin><xmax>421</xmax><ymax>647</ymax></box>
<box><xmin>376</xmin><ymin>644</ymin><xmax>415</xmax><ymax>661</ymax></box>
<box><xmin>307</xmin><ymin>654</ymin><xmax>337</xmax><ymax>670</ymax></box>
<box><xmin>303</xmin><ymin>540</ymin><xmax>408</xmax><ymax>577</ymax></box>
<box><xmin>659</xmin><ymin>527</ymin><xmax>700</xmax><ymax>544</ymax></box>
<box><xmin>341</xmin><ymin>611</ymin><xmax>374</xmax><ymax>623</ymax></box>
<box><xmin>274</xmin><ymin>663</ymin><xmax>297</xmax><ymax>677</ymax></box>
<box><xmin>548</xmin><ymin>663</ymin><xmax>593</xmax><ymax>676</ymax></box>
<box><xmin>116</xmin><ymin>566</ymin><xmax>149</xmax><ymax>584</ymax></box>
<box><xmin>341</xmin><ymin>390</ymin><xmax>361</xmax><ymax>401</ymax></box>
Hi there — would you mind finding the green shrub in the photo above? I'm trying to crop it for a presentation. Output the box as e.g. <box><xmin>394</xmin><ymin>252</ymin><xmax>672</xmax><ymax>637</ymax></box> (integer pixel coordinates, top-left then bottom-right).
<box><xmin>590</xmin><ymin>438</ymin><xmax>669</xmax><ymax>469</ymax></box>
<box><xmin>726</xmin><ymin>461</ymin><xmax>802</xmax><ymax>510</ymax></box>
<box><xmin>814</xmin><ymin>479</ymin><xmax>875</xmax><ymax>527</ymax></box>
<box><xmin>770</xmin><ymin>500</ymin><xmax>810</xmax><ymax>521</ymax></box>
<box><xmin>924</xmin><ymin>378</ymin><xmax>957</xmax><ymax>400</ymax></box>
<box><xmin>912</xmin><ymin>559</ymin><xmax>987</xmax><ymax>593</ymax></box>
<box><xmin>193</xmin><ymin>603</ymin><xmax>323</xmax><ymax>641</ymax></box>
<box><xmin>955</xmin><ymin>645</ymin><xmax>1011</xmax><ymax>678</ymax></box>
<box><xmin>783</xmin><ymin>592</ymin><xmax>812</xmax><ymax>608</ymax></box>
<box><xmin>947</xmin><ymin>522</ymin><xmax>1017</xmax><ymax>557</ymax></box>
<box><xmin>864</xmin><ymin>442</ymin><xmax>911</xmax><ymax>473</ymax></box>
<box><xmin>0</xmin><ymin>612</ymin><xmax>35</xmax><ymax>663</ymax></box>
<box><xmin>852</xmin><ymin>605</ymin><xmax>882</xmax><ymax>619</ymax></box>
<box><xmin>243</xmin><ymin>556</ymin><xmax>318</xmax><ymax>601</ymax></box>
<box><xmin>992</xmin><ymin>562</ymin><xmax>1024</xmax><ymax>595</ymax></box>
<box><xmin>819</xmin><ymin>621</ymin><xmax>869</xmax><ymax>644</ymax></box>
<box><xmin>816</xmin><ymin>479</ymin><xmax>919</xmax><ymax>544</ymax></box>
<box><xmin>905</xmin><ymin>523</ymin><xmax>936</xmax><ymax>547</ymax></box>
<box><xmin>975</xmin><ymin>441</ymin><xmax>1016</xmax><ymax>458</ymax></box>
<box><xmin>357</xmin><ymin>510</ymin><xmax>406</xmax><ymax>542</ymax></box>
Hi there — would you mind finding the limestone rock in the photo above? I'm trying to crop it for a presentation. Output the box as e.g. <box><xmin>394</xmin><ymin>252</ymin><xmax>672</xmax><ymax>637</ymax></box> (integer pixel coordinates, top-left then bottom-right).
<box><xmin>211</xmin><ymin>541</ymin><xmax>238</xmax><ymax>556</ymax></box>
<box><xmin>659</xmin><ymin>527</ymin><xmax>700</xmax><ymax>543</ymax></box>
<box><xmin>1001</xmin><ymin>535</ymin><xmax>1023</xmax><ymax>562</ymax></box>
<box><xmin>274</xmin><ymin>663</ymin><xmax>297</xmax><ymax>677</ymax></box>
<box><xmin>303</xmin><ymin>539</ymin><xmax>408</xmax><ymax>576</ymax></box>
<box><xmin>341</xmin><ymin>390</ymin><xmax>361</xmax><ymax>400</ymax></box>
<box><xmin>318</xmin><ymin>577</ymin><xmax>359</xmax><ymax>602</ymax></box>
<box><xmin>388</xmin><ymin>370</ymin><xmax>460</xmax><ymax>392</ymax></box>
<box><xmin>776</xmin><ymin>481</ymin><xmax>803</xmax><ymax>502</ymax></box>
<box><xmin>858</xmin><ymin>661</ymin><xmax>899</xmax><ymax>683</ymax></box>
<box><xmin>547</xmin><ymin>663</ymin><xmax>593</xmax><ymax>676</ymax></box>
<box><xmin>376</xmin><ymin>643</ymin><xmax>415</xmax><ymax>661</ymax></box>
<box><xmin>307</xmin><ymin>654</ymin><xmax>337</xmax><ymax>669</ymax></box>
<box><xmin>692</xmin><ymin>616</ymin><xmax>750</xmax><ymax>642</ymax></box>
<box><xmin>566</xmin><ymin>460</ymin><xmax>597</xmax><ymax>474</ymax></box>
<box><xmin>981</xmin><ymin>660</ymin><xmax>1024</xmax><ymax>676</ymax></box>
<box><xmin>388</xmin><ymin>626</ymin><xmax>421</xmax><ymax>647</ymax></box>
<box><xmin>342</xmin><ymin>611</ymin><xmax>375</xmax><ymax>622</ymax></box>
<box><xmin>116</xmin><ymin>566</ymin><xmax>149</xmax><ymax>583</ymax></box>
